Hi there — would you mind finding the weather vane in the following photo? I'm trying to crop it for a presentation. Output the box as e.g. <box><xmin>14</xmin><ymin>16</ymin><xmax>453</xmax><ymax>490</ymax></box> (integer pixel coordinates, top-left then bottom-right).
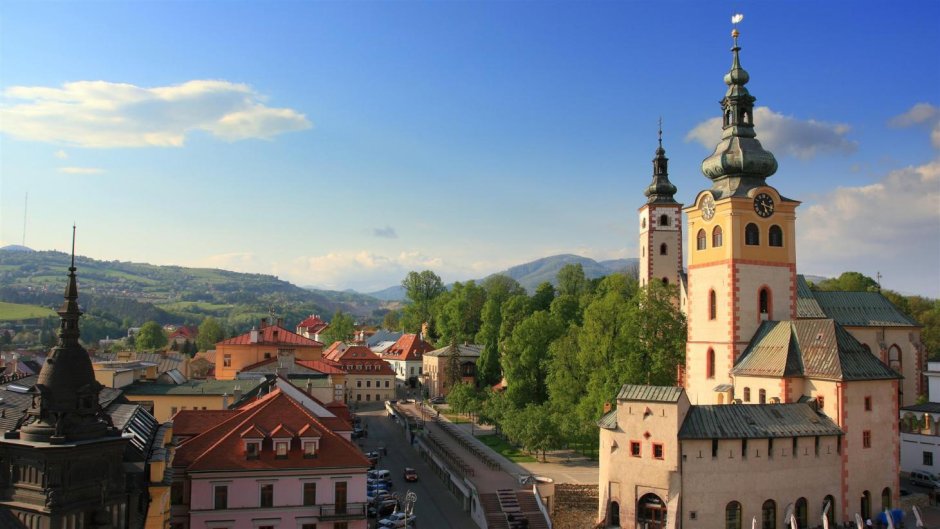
<box><xmin>731</xmin><ymin>13</ymin><xmax>744</xmax><ymax>40</ymax></box>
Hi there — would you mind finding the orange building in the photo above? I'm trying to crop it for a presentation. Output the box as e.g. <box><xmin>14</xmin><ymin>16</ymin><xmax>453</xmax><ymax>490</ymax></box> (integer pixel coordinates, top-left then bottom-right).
<box><xmin>214</xmin><ymin>318</ymin><xmax>323</xmax><ymax>380</ymax></box>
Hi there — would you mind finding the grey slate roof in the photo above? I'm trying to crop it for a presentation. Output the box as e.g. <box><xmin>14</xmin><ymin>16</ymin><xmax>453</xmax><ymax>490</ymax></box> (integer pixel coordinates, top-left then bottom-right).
<box><xmin>796</xmin><ymin>275</ymin><xmax>827</xmax><ymax>318</ymax></box>
<box><xmin>678</xmin><ymin>403</ymin><xmax>843</xmax><ymax>439</ymax></box>
<box><xmin>901</xmin><ymin>403</ymin><xmax>940</xmax><ymax>414</ymax></box>
<box><xmin>812</xmin><ymin>291</ymin><xmax>920</xmax><ymax>327</ymax></box>
<box><xmin>0</xmin><ymin>375</ymin><xmax>124</xmax><ymax>432</ymax></box>
<box><xmin>616</xmin><ymin>384</ymin><xmax>683</xmax><ymax>403</ymax></box>
<box><xmin>425</xmin><ymin>343</ymin><xmax>483</xmax><ymax>358</ymax></box>
<box><xmin>733</xmin><ymin>320</ymin><xmax>900</xmax><ymax>381</ymax></box>
<box><xmin>598</xmin><ymin>409</ymin><xmax>618</xmax><ymax>430</ymax></box>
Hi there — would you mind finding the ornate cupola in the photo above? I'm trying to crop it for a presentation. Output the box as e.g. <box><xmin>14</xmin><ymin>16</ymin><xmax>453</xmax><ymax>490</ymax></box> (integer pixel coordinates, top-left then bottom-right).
<box><xmin>644</xmin><ymin>120</ymin><xmax>678</xmax><ymax>204</ymax></box>
<box><xmin>701</xmin><ymin>27</ymin><xmax>778</xmax><ymax>197</ymax></box>
<box><xmin>9</xmin><ymin>227</ymin><xmax>117</xmax><ymax>443</ymax></box>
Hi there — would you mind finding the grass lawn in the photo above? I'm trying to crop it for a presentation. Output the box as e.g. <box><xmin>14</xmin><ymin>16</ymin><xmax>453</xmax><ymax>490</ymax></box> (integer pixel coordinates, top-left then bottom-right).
<box><xmin>439</xmin><ymin>411</ymin><xmax>470</xmax><ymax>424</ymax></box>
<box><xmin>0</xmin><ymin>301</ymin><xmax>56</xmax><ymax>321</ymax></box>
<box><xmin>476</xmin><ymin>433</ymin><xmax>537</xmax><ymax>463</ymax></box>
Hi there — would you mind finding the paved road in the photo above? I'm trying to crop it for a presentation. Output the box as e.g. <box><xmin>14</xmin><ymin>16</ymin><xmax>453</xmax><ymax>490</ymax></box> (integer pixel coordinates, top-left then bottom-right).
<box><xmin>356</xmin><ymin>403</ymin><xmax>478</xmax><ymax>529</ymax></box>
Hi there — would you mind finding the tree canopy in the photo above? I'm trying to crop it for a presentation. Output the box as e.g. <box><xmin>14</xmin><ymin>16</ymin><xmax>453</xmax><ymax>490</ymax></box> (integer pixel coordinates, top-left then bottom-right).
<box><xmin>196</xmin><ymin>316</ymin><xmax>225</xmax><ymax>351</ymax></box>
<box><xmin>320</xmin><ymin>311</ymin><xmax>356</xmax><ymax>345</ymax></box>
<box><xmin>135</xmin><ymin>321</ymin><xmax>167</xmax><ymax>351</ymax></box>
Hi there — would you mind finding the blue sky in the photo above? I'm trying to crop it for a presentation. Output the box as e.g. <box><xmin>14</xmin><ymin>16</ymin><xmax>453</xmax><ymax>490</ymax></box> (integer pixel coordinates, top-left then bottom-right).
<box><xmin>1</xmin><ymin>1</ymin><xmax>938</xmax><ymax>296</ymax></box>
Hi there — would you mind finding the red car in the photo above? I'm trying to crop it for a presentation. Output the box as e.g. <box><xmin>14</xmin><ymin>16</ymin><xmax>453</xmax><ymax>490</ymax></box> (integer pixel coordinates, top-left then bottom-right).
<box><xmin>403</xmin><ymin>467</ymin><xmax>418</xmax><ymax>482</ymax></box>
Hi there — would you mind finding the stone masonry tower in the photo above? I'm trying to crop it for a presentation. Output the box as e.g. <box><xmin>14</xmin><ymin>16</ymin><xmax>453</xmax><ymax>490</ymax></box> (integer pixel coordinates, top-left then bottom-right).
<box><xmin>682</xmin><ymin>28</ymin><xmax>800</xmax><ymax>405</ymax></box>
<box><xmin>638</xmin><ymin>123</ymin><xmax>683</xmax><ymax>289</ymax></box>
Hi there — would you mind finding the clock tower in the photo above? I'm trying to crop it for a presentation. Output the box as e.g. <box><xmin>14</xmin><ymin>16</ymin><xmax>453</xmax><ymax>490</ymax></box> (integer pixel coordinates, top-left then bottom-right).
<box><xmin>638</xmin><ymin>123</ymin><xmax>682</xmax><ymax>289</ymax></box>
<box><xmin>683</xmin><ymin>28</ymin><xmax>800</xmax><ymax>405</ymax></box>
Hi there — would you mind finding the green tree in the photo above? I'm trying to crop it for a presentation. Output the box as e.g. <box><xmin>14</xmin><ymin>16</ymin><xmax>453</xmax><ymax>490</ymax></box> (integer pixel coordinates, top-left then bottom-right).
<box><xmin>549</xmin><ymin>294</ymin><xmax>582</xmax><ymax>327</ymax></box>
<box><xmin>501</xmin><ymin>311</ymin><xmax>564</xmax><ymax>408</ymax></box>
<box><xmin>481</xmin><ymin>275</ymin><xmax>525</xmax><ymax>305</ymax></box>
<box><xmin>446</xmin><ymin>340</ymin><xmax>463</xmax><ymax>389</ymax></box>
<box><xmin>815</xmin><ymin>271</ymin><xmax>880</xmax><ymax>292</ymax></box>
<box><xmin>447</xmin><ymin>382</ymin><xmax>483</xmax><ymax>417</ymax></box>
<box><xmin>624</xmin><ymin>281</ymin><xmax>686</xmax><ymax>386</ymax></box>
<box><xmin>135</xmin><ymin>321</ymin><xmax>168</xmax><ymax>351</ymax></box>
<box><xmin>435</xmin><ymin>281</ymin><xmax>487</xmax><ymax>345</ymax></box>
<box><xmin>197</xmin><ymin>317</ymin><xmax>225</xmax><ymax>352</ymax></box>
<box><xmin>321</xmin><ymin>311</ymin><xmax>356</xmax><ymax>345</ymax></box>
<box><xmin>476</xmin><ymin>298</ymin><xmax>503</xmax><ymax>386</ymax></box>
<box><xmin>382</xmin><ymin>310</ymin><xmax>401</xmax><ymax>331</ymax></box>
<box><xmin>556</xmin><ymin>263</ymin><xmax>589</xmax><ymax>297</ymax></box>
<box><xmin>531</xmin><ymin>282</ymin><xmax>555</xmax><ymax>312</ymax></box>
<box><xmin>498</xmin><ymin>295</ymin><xmax>531</xmax><ymax>346</ymax></box>
<box><xmin>401</xmin><ymin>270</ymin><xmax>446</xmax><ymax>332</ymax></box>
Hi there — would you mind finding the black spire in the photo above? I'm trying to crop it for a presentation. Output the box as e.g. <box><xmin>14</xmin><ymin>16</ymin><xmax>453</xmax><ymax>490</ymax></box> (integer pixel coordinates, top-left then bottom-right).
<box><xmin>644</xmin><ymin>118</ymin><xmax>678</xmax><ymax>204</ymax></box>
<box><xmin>8</xmin><ymin>227</ymin><xmax>116</xmax><ymax>443</ymax></box>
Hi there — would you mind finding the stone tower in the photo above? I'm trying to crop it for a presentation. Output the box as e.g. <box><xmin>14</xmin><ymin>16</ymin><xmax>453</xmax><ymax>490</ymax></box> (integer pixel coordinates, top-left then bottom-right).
<box><xmin>638</xmin><ymin>123</ymin><xmax>683</xmax><ymax>289</ymax></box>
<box><xmin>682</xmin><ymin>29</ymin><xmax>800</xmax><ymax>405</ymax></box>
<box><xmin>0</xmin><ymin>229</ymin><xmax>129</xmax><ymax>529</ymax></box>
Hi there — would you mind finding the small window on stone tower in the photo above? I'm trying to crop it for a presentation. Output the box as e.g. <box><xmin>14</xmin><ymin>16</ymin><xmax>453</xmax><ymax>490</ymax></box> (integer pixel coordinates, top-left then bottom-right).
<box><xmin>745</xmin><ymin>223</ymin><xmax>760</xmax><ymax>245</ymax></box>
<box><xmin>709</xmin><ymin>290</ymin><xmax>717</xmax><ymax>321</ymax></box>
<box><xmin>659</xmin><ymin>214</ymin><xmax>669</xmax><ymax>227</ymax></box>
<box><xmin>769</xmin><ymin>225</ymin><xmax>783</xmax><ymax>247</ymax></box>
<box><xmin>759</xmin><ymin>389</ymin><xmax>766</xmax><ymax>404</ymax></box>
<box><xmin>706</xmin><ymin>349</ymin><xmax>715</xmax><ymax>379</ymax></box>
<box><xmin>759</xmin><ymin>288</ymin><xmax>771</xmax><ymax>317</ymax></box>
<box><xmin>712</xmin><ymin>226</ymin><xmax>723</xmax><ymax>247</ymax></box>
<box><xmin>660</xmin><ymin>243</ymin><xmax>668</xmax><ymax>256</ymax></box>
<box><xmin>697</xmin><ymin>229</ymin><xmax>706</xmax><ymax>250</ymax></box>
<box><xmin>642</xmin><ymin>218</ymin><xmax>647</xmax><ymax>229</ymax></box>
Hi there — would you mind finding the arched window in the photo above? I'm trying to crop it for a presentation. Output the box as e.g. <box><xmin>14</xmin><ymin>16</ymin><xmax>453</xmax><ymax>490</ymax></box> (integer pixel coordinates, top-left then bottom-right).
<box><xmin>697</xmin><ymin>229</ymin><xmax>707</xmax><ymax>250</ymax></box>
<box><xmin>795</xmin><ymin>497</ymin><xmax>807</xmax><ymax>528</ymax></box>
<box><xmin>713</xmin><ymin>225</ymin><xmax>723</xmax><ymax>247</ymax></box>
<box><xmin>759</xmin><ymin>288</ymin><xmax>771</xmax><ymax>318</ymax></box>
<box><xmin>642</xmin><ymin>218</ymin><xmax>647</xmax><ymax>229</ymax></box>
<box><xmin>759</xmin><ymin>389</ymin><xmax>766</xmax><ymax>404</ymax></box>
<box><xmin>761</xmin><ymin>499</ymin><xmax>776</xmax><ymax>529</ymax></box>
<box><xmin>745</xmin><ymin>223</ymin><xmax>760</xmax><ymax>245</ymax></box>
<box><xmin>769</xmin><ymin>225</ymin><xmax>783</xmax><ymax>247</ymax></box>
<box><xmin>660</xmin><ymin>214</ymin><xmax>670</xmax><ymax>227</ymax></box>
<box><xmin>725</xmin><ymin>501</ymin><xmax>742</xmax><ymax>529</ymax></box>
<box><xmin>882</xmin><ymin>487</ymin><xmax>891</xmax><ymax>511</ymax></box>
<box><xmin>823</xmin><ymin>496</ymin><xmax>836</xmax><ymax>527</ymax></box>
<box><xmin>660</xmin><ymin>243</ymin><xmax>668</xmax><ymax>255</ymax></box>
<box><xmin>861</xmin><ymin>491</ymin><xmax>871</xmax><ymax>520</ymax></box>
<box><xmin>709</xmin><ymin>290</ymin><xmax>717</xmax><ymax>320</ymax></box>
<box><xmin>706</xmin><ymin>349</ymin><xmax>716</xmax><ymax>379</ymax></box>
<box><xmin>888</xmin><ymin>345</ymin><xmax>901</xmax><ymax>372</ymax></box>
<box><xmin>743</xmin><ymin>387</ymin><xmax>751</xmax><ymax>402</ymax></box>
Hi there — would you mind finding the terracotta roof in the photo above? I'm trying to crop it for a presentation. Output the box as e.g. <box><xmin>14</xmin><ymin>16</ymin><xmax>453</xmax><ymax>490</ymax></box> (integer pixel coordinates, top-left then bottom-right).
<box><xmin>322</xmin><ymin>341</ymin><xmax>348</xmax><ymax>360</ymax></box>
<box><xmin>295</xmin><ymin>359</ymin><xmax>346</xmax><ymax>375</ymax></box>
<box><xmin>172</xmin><ymin>410</ymin><xmax>238</xmax><ymax>437</ymax></box>
<box><xmin>383</xmin><ymin>334</ymin><xmax>435</xmax><ymax>361</ymax></box>
<box><xmin>168</xmin><ymin>326</ymin><xmax>198</xmax><ymax>340</ymax></box>
<box><xmin>173</xmin><ymin>388</ymin><xmax>370</xmax><ymax>472</ymax></box>
<box><xmin>329</xmin><ymin>346</ymin><xmax>396</xmax><ymax>375</ymax></box>
<box><xmin>297</xmin><ymin>314</ymin><xmax>329</xmax><ymax>333</ymax></box>
<box><xmin>217</xmin><ymin>325</ymin><xmax>324</xmax><ymax>347</ymax></box>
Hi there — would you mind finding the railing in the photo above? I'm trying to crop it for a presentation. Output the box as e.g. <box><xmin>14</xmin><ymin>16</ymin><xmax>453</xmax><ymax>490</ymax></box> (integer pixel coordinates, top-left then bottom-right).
<box><xmin>319</xmin><ymin>502</ymin><xmax>367</xmax><ymax>519</ymax></box>
<box><xmin>425</xmin><ymin>431</ymin><xmax>475</xmax><ymax>478</ymax></box>
<box><xmin>431</xmin><ymin>414</ymin><xmax>501</xmax><ymax>470</ymax></box>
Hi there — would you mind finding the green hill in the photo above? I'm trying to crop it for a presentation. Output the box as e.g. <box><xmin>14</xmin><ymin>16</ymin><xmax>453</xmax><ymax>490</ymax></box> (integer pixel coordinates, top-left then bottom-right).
<box><xmin>0</xmin><ymin>301</ymin><xmax>57</xmax><ymax>321</ymax></box>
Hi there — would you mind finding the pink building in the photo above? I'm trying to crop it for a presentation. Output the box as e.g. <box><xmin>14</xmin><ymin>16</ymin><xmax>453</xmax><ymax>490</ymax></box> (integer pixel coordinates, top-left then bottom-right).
<box><xmin>170</xmin><ymin>386</ymin><xmax>369</xmax><ymax>529</ymax></box>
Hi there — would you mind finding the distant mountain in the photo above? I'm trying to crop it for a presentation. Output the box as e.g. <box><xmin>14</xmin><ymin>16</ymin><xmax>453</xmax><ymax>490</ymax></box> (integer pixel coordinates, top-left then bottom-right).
<box><xmin>367</xmin><ymin>285</ymin><xmax>408</xmax><ymax>302</ymax></box>
<box><xmin>0</xmin><ymin>245</ymin><xmax>34</xmax><ymax>252</ymax></box>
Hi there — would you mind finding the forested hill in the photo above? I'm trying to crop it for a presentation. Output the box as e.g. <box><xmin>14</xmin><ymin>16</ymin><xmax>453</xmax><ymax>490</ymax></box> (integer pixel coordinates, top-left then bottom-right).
<box><xmin>0</xmin><ymin>249</ymin><xmax>388</xmax><ymax>341</ymax></box>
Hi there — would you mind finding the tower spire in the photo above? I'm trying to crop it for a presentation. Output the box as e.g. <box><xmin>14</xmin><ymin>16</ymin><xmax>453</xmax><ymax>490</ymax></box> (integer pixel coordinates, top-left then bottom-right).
<box><xmin>644</xmin><ymin>118</ymin><xmax>677</xmax><ymax>204</ymax></box>
<box><xmin>700</xmin><ymin>17</ymin><xmax>778</xmax><ymax>196</ymax></box>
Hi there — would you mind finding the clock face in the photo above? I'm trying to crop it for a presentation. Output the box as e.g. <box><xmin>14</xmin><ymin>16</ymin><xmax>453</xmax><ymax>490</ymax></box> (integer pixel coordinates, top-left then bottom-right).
<box><xmin>701</xmin><ymin>195</ymin><xmax>716</xmax><ymax>221</ymax></box>
<box><xmin>754</xmin><ymin>193</ymin><xmax>775</xmax><ymax>218</ymax></box>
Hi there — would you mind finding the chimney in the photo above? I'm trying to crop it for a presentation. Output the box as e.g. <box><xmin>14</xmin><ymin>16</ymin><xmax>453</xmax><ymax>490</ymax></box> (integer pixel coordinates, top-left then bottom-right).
<box><xmin>260</xmin><ymin>318</ymin><xmax>268</xmax><ymax>329</ymax></box>
<box><xmin>234</xmin><ymin>385</ymin><xmax>243</xmax><ymax>402</ymax></box>
<box><xmin>249</xmin><ymin>327</ymin><xmax>259</xmax><ymax>344</ymax></box>
<box><xmin>222</xmin><ymin>392</ymin><xmax>230</xmax><ymax>408</ymax></box>
<box><xmin>603</xmin><ymin>401</ymin><xmax>613</xmax><ymax>414</ymax></box>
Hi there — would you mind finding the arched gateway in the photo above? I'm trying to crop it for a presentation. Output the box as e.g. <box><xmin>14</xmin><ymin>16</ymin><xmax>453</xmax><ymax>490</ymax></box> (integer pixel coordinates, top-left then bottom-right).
<box><xmin>637</xmin><ymin>493</ymin><xmax>667</xmax><ymax>528</ymax></box>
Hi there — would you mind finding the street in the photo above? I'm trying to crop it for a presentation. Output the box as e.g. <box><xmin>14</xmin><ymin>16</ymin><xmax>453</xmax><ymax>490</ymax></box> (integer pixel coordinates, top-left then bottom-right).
<box><xmin>355</xmin><ymin>402</ymin><xmax>479</xmax><ymax>529</ymax></box>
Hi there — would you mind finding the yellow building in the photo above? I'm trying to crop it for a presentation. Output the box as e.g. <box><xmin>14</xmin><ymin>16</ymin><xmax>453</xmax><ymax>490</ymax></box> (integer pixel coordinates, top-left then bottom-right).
<box><xmin>122</xmin><ymin>378</ymin><xmax>264</xmax><ymax>422</ymax></box>
<box><xmin>213</xmin><ymin>318</ymin><xmax>324</xmax><ymax>380</ymax></box>
<box><xmin>323</xmin><ymin>344</ymin><xmax>396</xmax><ymax>404</ymax></box>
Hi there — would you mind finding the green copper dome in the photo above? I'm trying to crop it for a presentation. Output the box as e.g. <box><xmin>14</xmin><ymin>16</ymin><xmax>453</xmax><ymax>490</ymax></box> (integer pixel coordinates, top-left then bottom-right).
<box><xmin>644</xmin><ymin>124</ymin><xmax>678</xmax><ymax>204</ymax></box>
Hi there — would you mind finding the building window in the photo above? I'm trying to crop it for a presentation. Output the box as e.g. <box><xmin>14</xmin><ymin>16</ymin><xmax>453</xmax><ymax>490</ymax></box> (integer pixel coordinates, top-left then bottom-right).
<box><xmin>260</xmin><ymin>483</ymin><xmax>274</xmax><ymax>508</ymax></box>
<box><xmin>882</xmin><ymin>487</ymin><xmax>892</xmax><ymax>511</ymax></box>
<box><xmin>709</xmin><ymin>290</ymin><xmax>717</xmax><ymax>320</ymax></box>
<box><xmin>861</xmin><ymin>491</ymin><xmax>871</xmax><ymax>520</ymax></box>
<box><xmin>303</xmin><ymin>482</ymin><xmax>317</xmax><ymax>506</ymax></box>
<box><xmin>864</xmin><ymin>396</ymin><xmax>872</xmax><ymax>411</ymax></box>
<box><xmin>275</xmin><ymin>442</ymin><xmax>288</xmax><ymax>459</ymax></box>
<box><xmin>712</xmin><ymin>225</ymin><xmax>723</xmax><ymax>247</ymax></box>
<box><xmin>745</xmin><ymin>223</ymin><xmax>760</xmax><ymax>245</ymax></box>
<box><xmin>925</xmin><ymin>451</ymin><xmax>934</xmax><ymax>466</ymax></box>
<box><xmin>660</xmin><ymin>214</ymin><xmax>670</xmax><ymax>227</ymax></box>
<box><xmin>356</xmin><ymin>380</ymin><xmax>361</xmax><ymax>388</ymax></box>
<box><xmin>660</xmin><ymin>243</ymin><xmax>668</xmax><ymax>255</ymax></box>
<box><xmin>356</xmin><ymin>394</ymin><xmax>361</xmax><ymax>401</ymax></box>
<box><xmin>888</xmin><ymin>345</ymin><xmax>902</xmax><ymax>372</ymax></box>
<box><xmin>366</xmin><ymin>394</ymin><xmax>371</xmax><ymax>401</ymax></box>
<box><xmin>302</xmin><ymin>525</ymin><xmax>317</xmax><ymax>529</ymax></box>
<box><xmin>725</xmin><ymin>501</ymin><xmax>742</xmax><ymax>529</ymax></box>
<box><xmin>376</xmin><ymin>394</ymin><xmax>380</xmax><ymax>401</ymax></box>
<box><xmin>795</xmin><ymin>497</ymin><xmax>807</xmax><ymax>528</ymax></box>
<box><xmin>335</xmin><ymin>524</ymin><xmax>347</xmax><ymax>529</ymax></box>
<box><xmin>823</xmin><ymin>496</ymin><xmax>836</xmax><ymax>527</ymax></box>
<box><xmin>761</xmin><ymin>499</ymin><xmax>776</xmax><ymax>529</ymax></box>
<box><xmin>759</xmin><ymin>389</ymin><xmax>766</xmax><ymax>404</ymax></box>
<box><xmin>246</xmin><ymin>441</ymin><xmax>260</xmax><ymax>459</ymax></box>
<box><xmin>385</xmin><ymin>380</ymin><xmax>390</xmax><ymax>388</ymax></box>
<box><xmin>653</xmin><ymin>443</ymin><xmax>664</xmax><ymax>460</ymax></box>
<box><xmin>335</xmin><ymin>481</ymin><xmax>347</xmax><ymax>514</ymax></box>
<box><xmin>706</xmin><ymin>349</ymin><xmax>715</xmax><ymax>379</ymax></box>
<box><xmin>759</xmin><ymin>288</ymin><xmax>771</xmax><ymax>317</ymax></box>
<box><xmin>366</xmin><ymin>380</ymin><xmax>371</xmax><ymax>388</ymax></box>
<box><xmin>303</xmin><ymin>441</ymin><xmax>317</xmax><ymax>457</ymax></box>
<box><xmin>697</xmin><ymin>229</ymin><xmax>707</xmax><ymax>250</ymax></box>
<box><xmin>223</xmin><ymin>354</ymin><xmax>232</xmax><ymax>367</ymax></box>
<box><xmin>862</xmin><ymin>430</ymin><xmax>871</xmax><ymax>448</ymax></box>
<box><xmin>630</xmin><ymin>441</ymin><xmax>641</xmax><ymax>457</ymax></box>
<box><xmin>214</xmin><ymin>485</ymin><xmax>228</xmax><ymax>510</ymax></box>
<box><xmin>712</xmin><ymin>439</ymin><xmax>719</xmax><ymax>458</ymax></box>
<box><xmin>769</xmin><ymin>225</ymin><xmax>783</xmax><ymax>247</ymax></box>
<box><xmin>743</xmin><ymin>387</ymin><xmax>751</xmax><ymax>402</ymax></box>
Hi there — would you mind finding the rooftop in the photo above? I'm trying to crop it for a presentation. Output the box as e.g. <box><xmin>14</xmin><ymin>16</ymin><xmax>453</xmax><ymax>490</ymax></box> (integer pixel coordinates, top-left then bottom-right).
<box><xmin>217</xmin><ymin>324</ymin><xmax>324</xmax><ymax>347</ymax></box>
<box><xmin>383</xmin><ymin>333</ymin><xmax>435</xmax><ymax>361</ymax></box>
<box><xmin>678</xmin><ymin>403</ymin><xmax>843</xmax><ymax>439</ymax></box>
<box><xmin>425</xmin><ymin>343</ymin><xmax>483</xmax><ymax>358</ymax></box>
<box><xmin>616</xmin><ymin>384</ymin><xmax>683</xmax><ymax>403</ymax></box>
<box><xmin>122</xmin><ymin>378</ymin><xmax>262</xmax><ymax>396</ymax></box>
<box><xmin>795</xmin><ymin>275</ymin><xmax>919</xmax><ymax>327</ymax></box>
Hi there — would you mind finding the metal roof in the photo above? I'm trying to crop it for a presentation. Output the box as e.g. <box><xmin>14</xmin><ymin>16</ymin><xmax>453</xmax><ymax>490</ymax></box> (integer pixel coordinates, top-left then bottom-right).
<box><xmin>812</xmin><ymin>291</ymin><xmax>920</xmax><ymax>327</ymax></box>
<box><xmin>616</xmin><ymin>384</ymin><xmax>683</xmax><ymax>403</ymax></box>
<box><xmin>123</xmin><ymin>378</ymin><xmax>263</xmax><ymax>396</ymax></box>
<box><xmin>734</xmin><ymin>320</ymin><xmax>900</xmax><ymax>381</ymax></box>
<box><xmin>795</xmin><ymin>275</ymin><xmax>827</xmax><ymax>318</ymax></box>
<box><xmin>0</xmin><ymin>375</ymin><xmax>124</xmax><ymax>433</ymax></box>
<box><xmin>901</xmin><ymin>403</ymin><xmax>940</xmax><ymax>414</ymax></box>
<box><xmin>425</xmin><ymin>343</ymin><xmax>483</xmax><ymax>358</ymax></box>
<box><xmin>598</xmin><ymin>409</ymin><xmax>618</xmax><ymax>430</ymax></box>
<box><xmin>678</xmin><ymin>403</ymin><xmax>843</xmax><ymax>439</ymax></box>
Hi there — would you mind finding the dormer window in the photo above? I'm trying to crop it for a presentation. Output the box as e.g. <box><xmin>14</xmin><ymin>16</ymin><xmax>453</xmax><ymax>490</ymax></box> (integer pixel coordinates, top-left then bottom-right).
<box><xmin>275</xmin><ymin>441</ymin><xmax>289</xmax><ymax>459</ymax></box>
<box><xmin>246</xmin><ymin>441</ymin><xmax>261</xmax><ymax>459</ymax></box>
<box><xmin>303</xmin><ymin>440</ymin><xmax>319</xmax><ymax>458</ymax></box>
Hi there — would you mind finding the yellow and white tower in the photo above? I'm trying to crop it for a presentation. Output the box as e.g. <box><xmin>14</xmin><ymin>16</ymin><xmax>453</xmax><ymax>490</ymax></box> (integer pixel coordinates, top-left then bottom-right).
<box><xmin>638</xmin><ymin>123</ymin><xmax>682</xmax><ymax>289</ymax></box>
<box><xmin>683</xmin><ymin>28</ymin><xmax>800</xmax><ymax>405</ymax></box>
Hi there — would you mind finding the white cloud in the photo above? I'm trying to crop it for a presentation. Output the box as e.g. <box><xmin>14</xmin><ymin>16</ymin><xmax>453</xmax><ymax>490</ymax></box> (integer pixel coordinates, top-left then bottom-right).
<box><xmin>373</xmin><ymin>226</ymin><xmax>398</xmax><ymax>239</ymax></box>
<box><xmin>0</xmin><ymin>80</ymin><xmax>311</xmax><ymax>148</ymax></box>
<box><xmin>58</xmin><ymin>166</ymin><xmax>103</xmax><ymax>174</ymax></box>
<box><xmin>890</xmin><ymin>102</ymin><xmax>940</xmax><ymax>149</ymax></box>
<box><xmin>54</xmin><ymin>149</ymin><xmax>68</xmax><ymax>159</ymax></box>
<box><xmin>686</xmin><ymin>106</ymin><xmax>857</xmax><ymax>159</ymax></box>
<box><xmin>798</xmin><ymin>158</ymin><xmax>940</xmax><ymax>296</ymax></box>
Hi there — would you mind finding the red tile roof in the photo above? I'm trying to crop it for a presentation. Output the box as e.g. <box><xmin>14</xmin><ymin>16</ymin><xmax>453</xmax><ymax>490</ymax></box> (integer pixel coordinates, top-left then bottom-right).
<box><xmin>172</xmin><ymin>410</ymin><xmax>238</xmax><ymax>438</ymax></box>
<box><xmin>329</xmin><ymin>346</ymin><xmax>396</xmax><ymax>376</ymax></box>
<box><xmin>296</xmin><ymin>359</ymin><xmax>346</xmax><ymax>375</ymax></box>
<box><xmin>322</xmin><ymin>341</ymin><xmax>347</xmax><ymax>361</ymax></box>
<box><xmin>297</xmin><ymin>314</ymin><xmax>329</xmax><ymax>333</ymax></box>
<box><xmin>217</xmin><ymin>324</ymin><xmax>324</xmax><ymax>347</ymax></box>
<box><xmin>383</xmin><ymin>333</ymin><xmax>434</xmax><ymax>361</ymax></box>
<box><xmin>168</xmin><ymin>326</ymin><xmax>197</xmax><ymax>340</ymax></box>
<box><xmin>174</xmin><ymin>388</ymin><xmax>369</xmax><ymax>472</ymax></box>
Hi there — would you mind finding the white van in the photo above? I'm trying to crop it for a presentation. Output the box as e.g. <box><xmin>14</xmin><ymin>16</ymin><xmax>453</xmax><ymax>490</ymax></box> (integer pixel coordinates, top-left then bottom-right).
<box><xmin>910</xmin><ymin>470</ymin><xmax>940</xmax><ymax>489</ymax></box>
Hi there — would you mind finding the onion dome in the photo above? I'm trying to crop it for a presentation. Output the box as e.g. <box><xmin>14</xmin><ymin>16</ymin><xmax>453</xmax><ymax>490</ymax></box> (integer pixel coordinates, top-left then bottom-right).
<box><xmin>644</xmin><ymin>121</ymin><xmax>678</xmax><ymax>204</ymax></box>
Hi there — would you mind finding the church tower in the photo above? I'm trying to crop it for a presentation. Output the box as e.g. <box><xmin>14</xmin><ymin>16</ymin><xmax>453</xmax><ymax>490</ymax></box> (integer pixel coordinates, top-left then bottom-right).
<box><xmin>0</xmin><ymin>228</ymin><xmax>129</xmax><ymax>529</ymax></box>
<box><xmin>683</xmin><ymin>28</ymin><xmax>800</xmax><ymax>405</ymax></box>
<box><xmin>638</xmin><ymin>123</ymin><xmax>682</xmax><ymax>289</ymax></box>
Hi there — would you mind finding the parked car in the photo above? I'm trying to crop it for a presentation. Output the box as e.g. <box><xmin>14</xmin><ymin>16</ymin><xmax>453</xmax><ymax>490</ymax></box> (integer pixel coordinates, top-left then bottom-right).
<box><xmin>369</xmin><ymin>499</ymin><xmax>399</xmax><ymax>518</ymax></box>
<box><xmin>367</xmin><ymin>491</ymin><xmax>396</xmax><ymax>505</ymax></box>
<box><xmin>910</xmin><ymin>470</ymin><xmax>940</xmax><ymax>489</ymax></box>
<box><xmin>352</xmin><ymin>426</ymin><xmax>367</xmax><ymax>438</ymax></box>
<box><xmin>370</xmin><ymin>469</ymin><xmax>392</xmax><ymax>482</ymax></box>
<box><xmin>429</xmin><ymin>396</ymin><xmax>446</xmax><ymax>404</ymax></box>
<box><xmin>403</xmin><ymin>467</ymin><xmax>418</xmax><ymax>482</ymax></box>
<box><xmin>378</xmin><ymin>512</ymin><xmax>416</xmax><ymax>528</ymax></box>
